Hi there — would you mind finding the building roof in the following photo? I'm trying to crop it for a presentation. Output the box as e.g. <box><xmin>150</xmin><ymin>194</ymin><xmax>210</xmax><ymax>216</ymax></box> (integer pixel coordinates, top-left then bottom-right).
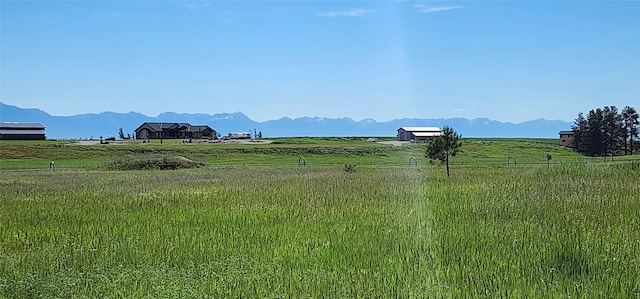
<box><xmin>135</xmin><ymin>122</ymin><xmax>189</xmax><ymax>132</ymax></box>
<box><xmin>559</xmin><ymin>131</ymin><xmax>574</xmax><ymax>135</ymax></box>
<box><xmin>135</xmin><ymin>122</ymin><xmax>214</xmax><ymax>133</ymax></box>
<box><xmin>413</xmin><ymin>132</ymin><xmax>443</xmax><ymax>137</ymax></box>
<box><xmin>191</xmin><ymin>125</ymin><xmax>213</xmax><ymax>131</ymax></box>
<box><xmin>398</xmin><ymin>126</ymin><xmax>442</xmax><ymax>132</ymax></box>
<box><xmin>0</xmin><ymin>122</ymin><xmax>46</xmax><ymax>129</ymax></box>
<box><xmin>0</xmin><ymin>129</ymin><xmax>46</xmax><ymax>135</ymax></box>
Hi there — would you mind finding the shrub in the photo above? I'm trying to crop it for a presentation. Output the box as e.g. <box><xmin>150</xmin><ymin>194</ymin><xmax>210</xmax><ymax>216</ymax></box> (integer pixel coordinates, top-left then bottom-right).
<box><xmin>343</xmin><ymin>164</ymin><xmax>356</xmax><ymax>173</ymax></box>
<box><xmin>106</xmin><ymin>155</ymin><xmax>202</xmax><ymax>170</ymax></box>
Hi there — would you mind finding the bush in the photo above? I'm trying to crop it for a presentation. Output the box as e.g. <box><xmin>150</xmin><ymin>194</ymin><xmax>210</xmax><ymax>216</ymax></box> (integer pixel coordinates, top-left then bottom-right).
<box><xmin>106</xmin><ymin>155</ymin><xmax>202</xmax><ymax>170</ymax></box>
<box><xmin>343</xmin><ymin>164</ymin><xmax>356</xmax><ymax>173</ymax></box>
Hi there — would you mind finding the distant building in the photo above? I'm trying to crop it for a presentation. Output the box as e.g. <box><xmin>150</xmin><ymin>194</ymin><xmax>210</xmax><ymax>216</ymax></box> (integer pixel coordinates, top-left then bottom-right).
<box><xmin>559</xmin><ymin>130</ymin><xmax>575</xmax><ymax>147</ymax></box>
<box><xmin>0</xmin><ymin>122</ymin><xmax>46</xmax><ymax>140</ymax></box>
<box><xmin>134</xmin><ymin>122</ymin><xmax>216</xmax><ymax>139</ymax></box>
<box><xmin>227</xmin><ymin>132</ymin><xmax>252</xmax><ymax>139</ymax></box>
<box><xmin>397</xmin><ymin>127</ymin><xmax>442</xmax><ymax>142</ymax></box>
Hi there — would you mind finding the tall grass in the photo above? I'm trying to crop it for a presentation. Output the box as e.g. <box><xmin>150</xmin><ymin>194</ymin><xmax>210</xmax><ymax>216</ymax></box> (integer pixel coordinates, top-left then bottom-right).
<box><xmin>426</xmin><ymin>163</ymin><xmax>640</xmax><ymax>297</ymax></box>
<box><xmin>0</xmin><ymin>167</ymin><xmax>434</xmax><ymax>297</ymax></box>
<box><xmin>1</xmin><ymin>162</ymin><xmax>639</xmax><ymax>297</ymax></box>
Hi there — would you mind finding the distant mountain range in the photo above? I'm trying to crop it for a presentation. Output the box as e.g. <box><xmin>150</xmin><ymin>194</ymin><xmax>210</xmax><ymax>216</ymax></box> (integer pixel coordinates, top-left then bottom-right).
<box><xmin>0</xmin><ymin>103</ymin><xmax>573</xmax><ymax>139</ymax></box>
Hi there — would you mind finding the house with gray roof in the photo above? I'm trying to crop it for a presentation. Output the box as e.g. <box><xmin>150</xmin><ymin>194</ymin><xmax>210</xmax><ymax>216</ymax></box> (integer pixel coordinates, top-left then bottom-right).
<box><xmin>0</xmin><ymin>122</ymin><xmax>46</xmax><ymax>140</ymax></box>
<box><xmin>134</xmin><ymin>122</ymin><xmax>216</xmax><ymax>139</ymax></box>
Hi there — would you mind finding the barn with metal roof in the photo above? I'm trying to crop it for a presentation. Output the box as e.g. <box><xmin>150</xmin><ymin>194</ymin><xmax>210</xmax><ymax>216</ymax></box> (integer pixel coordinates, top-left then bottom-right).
<box><xmin>397</xmin><ymin>126</ymin><xmax>442</xmax><ymax>142</ymax></box>
<box><xmin>0</xmin><ymin>122</ymin><xmax>46</xmax><ymax>140</ymax></box>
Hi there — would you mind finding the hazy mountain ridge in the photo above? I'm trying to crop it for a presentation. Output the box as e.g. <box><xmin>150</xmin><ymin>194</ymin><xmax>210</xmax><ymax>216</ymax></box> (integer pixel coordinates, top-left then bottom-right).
<box><xmin>0</xmin><ymin>103</ymin><xmax>572</xmax><ymax>139</ymax></box>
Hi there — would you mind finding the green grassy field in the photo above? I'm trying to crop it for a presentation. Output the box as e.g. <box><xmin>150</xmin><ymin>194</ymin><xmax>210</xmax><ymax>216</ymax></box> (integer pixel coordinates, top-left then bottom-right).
<box><xmin>0</xmin><ymin>138</ymin><xmax>626</xmax><ymax>170</ymax></box>
<box><xmin>1</xmin><ymin>139</ymin><xmax>639</xmax><ymax>297</ymax></box>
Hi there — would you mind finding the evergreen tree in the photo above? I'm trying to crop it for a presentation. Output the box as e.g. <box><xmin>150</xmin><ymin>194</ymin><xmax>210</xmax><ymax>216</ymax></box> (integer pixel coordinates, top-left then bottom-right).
<box><xmin>602</xmin><ymin>106</ymin><xmax>624</xmax><ymax>156</ymax></box>
<box><xmin>425</xmin><ymin>126</ymin><xmax>462</xmax><ymax>177</ymax></box>
<box><xmin>572</xmin><ymin>112</ymin><xmax>588</xmax><ymax>153</ymax></box>
<box><xmin>118</xmin><ymin>127</ymin><xmax>125</xmax><ymax>140</ymax></box>
<box><xmin>572</xmin><ymin>106</ymin><xmax>631</xmax><ymax>156</ymax></box>
<box><xmin>622</xmin><ymin>106</ymin><xmax>639</xmax><ymax>154</ymax></box>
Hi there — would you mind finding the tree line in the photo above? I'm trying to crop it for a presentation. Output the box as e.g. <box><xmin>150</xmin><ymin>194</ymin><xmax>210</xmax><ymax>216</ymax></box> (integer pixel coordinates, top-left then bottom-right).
<box><xmin>572</xmin><ymin>105</ymin><xmax>639</xmax><ymax>156</ymax></box>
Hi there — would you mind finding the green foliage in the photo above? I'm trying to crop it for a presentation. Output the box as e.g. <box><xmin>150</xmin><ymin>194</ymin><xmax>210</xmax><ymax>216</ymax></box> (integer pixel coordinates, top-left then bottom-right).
<box><xmin>1</xmin><ymin>163</ymin><xmax>640</xmax><ymax>297</ymax></box>
<box><xmin>106</xmin><ymin>155</ymin><xmax>202</xmax><ymax>170</ymax></box>
<box><xmin>427</xmin><ymin>163</ymin><xmax>640</xmax><ymax>297</ymax></box>
<box><xmin>572</xmin><ymin>105</ymin><xmax>638</xmax><ymax>156</ymax></box>
<box><xmin>191</xmin><ymin>130</ymin><xmax>202</xmax><ymax>140</ymax></box>
<box><xmin>343</xmin><ymin>163</ymin><xmax>356</xmax><ymax>173</ymax></box>
<box><xmin>426</xmin><ymin>126</ymin><xmax>462</xmax><ymax>176</ymax></box>
<box><xmin>0</xmin><ymin>168</ymin><xmax>437</xmax><ymax>297</ymax></box>
<box><xmin>3</xmin><ymin>138</ymin><xmax>637</xmax><ymax>172</ymax></box>
<box><xmin>622</xmin><ymin>106</ymin><xmax>639</xmax><ymax>154</ymax></box>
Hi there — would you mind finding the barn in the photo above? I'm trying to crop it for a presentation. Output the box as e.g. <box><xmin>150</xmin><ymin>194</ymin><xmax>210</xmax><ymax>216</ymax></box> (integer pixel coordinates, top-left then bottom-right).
<box><xmin>0</xmin><ymin>122</ymin><xmax>46</xmax><ymax>140</ymax></box>
<box><xmin>397</xmin><ymin>127</ymin><xmax>442</xmax><ymax>142</ymax></box>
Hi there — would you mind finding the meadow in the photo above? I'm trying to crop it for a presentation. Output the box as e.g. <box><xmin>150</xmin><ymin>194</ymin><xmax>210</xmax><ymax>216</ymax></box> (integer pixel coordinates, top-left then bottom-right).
<box><xmin>1</xmin><ymin>139</ymin><xmax>639</xmax><ymax>297</ymax></box>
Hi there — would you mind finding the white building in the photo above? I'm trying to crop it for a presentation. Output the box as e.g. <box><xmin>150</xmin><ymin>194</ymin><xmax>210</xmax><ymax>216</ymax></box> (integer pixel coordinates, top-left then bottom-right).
<box><xmin>228</xmin><ymin>132</ymin><xmax>252</xmax><ymax>139</ymax></box>
<box><xmin>397</xmin><ymin>127</ymin><xmax>442</xmax><ymax>142</ymax></box>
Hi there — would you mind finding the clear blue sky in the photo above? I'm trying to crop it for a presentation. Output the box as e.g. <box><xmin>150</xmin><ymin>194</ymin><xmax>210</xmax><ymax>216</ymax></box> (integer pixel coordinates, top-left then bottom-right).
<box><xmin>2</xmin><ymin>1</ymin><xmax>639</xmax><ymax>123</ymax></box>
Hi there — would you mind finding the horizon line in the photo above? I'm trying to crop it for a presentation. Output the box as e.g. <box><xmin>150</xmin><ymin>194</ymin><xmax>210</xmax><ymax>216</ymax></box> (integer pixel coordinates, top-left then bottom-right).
<box><xmin>0</xmin><ymin>102</ymin><xmax>573</xmax><ymax>125</ymax></box>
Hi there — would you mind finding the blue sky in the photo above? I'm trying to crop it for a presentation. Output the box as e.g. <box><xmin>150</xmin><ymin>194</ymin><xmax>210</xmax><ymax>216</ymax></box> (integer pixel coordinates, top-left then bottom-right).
<box><xmin>2</xmin><ymin>1</ymin><xmax>639</xmax><ymax>123</ymax></box>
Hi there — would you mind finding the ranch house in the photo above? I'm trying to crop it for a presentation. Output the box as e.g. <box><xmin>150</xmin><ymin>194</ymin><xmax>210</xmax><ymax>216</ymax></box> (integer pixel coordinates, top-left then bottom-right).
<box><xmin>559</xmin><ymin>130</ymin><xmax>575</xmax><ymax>147</ymax></box>
<box><xmin>0</xmin><ymin>122</ymin><xmax>46</xmax><ymax>140</ymax></box>
<box><xmin>397</xmin><ymin>127</ymin><xmax>442</xmax><ymax>142</ymax></box>
<box><xmin>134</xmin><ymin>122</ymin><xmax>216</xmax><ymax>139</ymax></box>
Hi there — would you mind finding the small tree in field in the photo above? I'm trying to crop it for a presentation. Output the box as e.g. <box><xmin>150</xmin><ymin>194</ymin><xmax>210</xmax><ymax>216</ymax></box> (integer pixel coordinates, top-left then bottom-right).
<box><xmin>426</xmin><ymin>126</ymin><xmax>462</xmax><ymax>177</ymax></box>
<box><xmin>118</xmin><ymin>127</ymin><xmax>125</xmax><ymax>140</ymax></box>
